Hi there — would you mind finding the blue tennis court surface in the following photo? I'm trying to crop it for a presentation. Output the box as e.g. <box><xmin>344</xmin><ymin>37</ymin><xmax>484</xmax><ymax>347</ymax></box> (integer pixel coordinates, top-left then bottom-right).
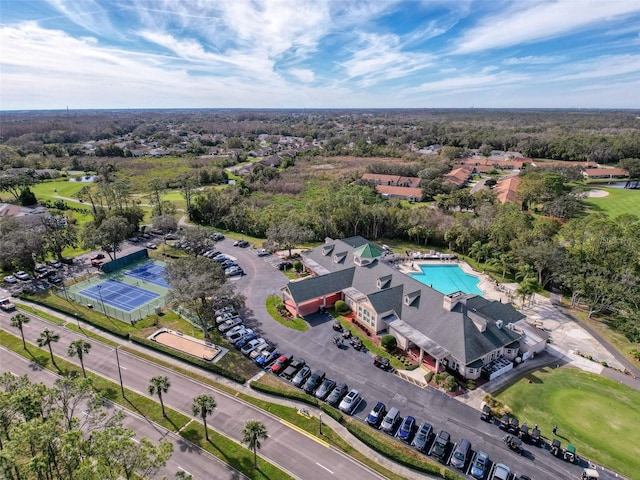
<box><xmin>125</xmin><ymin>263</ymin><xmax>169</xmax><ymax>288</ymax></box>
<box><xmin>80</xmin><ymin>279</ymin><xmax>159</xmax><ymax>312</ymax></box>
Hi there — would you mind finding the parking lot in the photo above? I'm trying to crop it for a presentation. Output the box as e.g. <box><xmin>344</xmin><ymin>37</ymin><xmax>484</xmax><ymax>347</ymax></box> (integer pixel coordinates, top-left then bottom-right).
<box><xmin>213</xmin><ymin>238</ymin><xmax>603</xmax><ymax>480</ymax></box>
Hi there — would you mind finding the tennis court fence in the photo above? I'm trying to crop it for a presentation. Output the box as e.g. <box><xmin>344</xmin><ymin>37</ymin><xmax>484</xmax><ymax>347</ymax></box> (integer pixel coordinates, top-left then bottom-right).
<box><xmin>102</xmin><ymin>249</ymin><xmax>149</xmax><ymax>273</ymax></box>
<box><xmin>55</xmin><ymin>288</ymin><xmax>165</xmax><ymax>324</ymax></box>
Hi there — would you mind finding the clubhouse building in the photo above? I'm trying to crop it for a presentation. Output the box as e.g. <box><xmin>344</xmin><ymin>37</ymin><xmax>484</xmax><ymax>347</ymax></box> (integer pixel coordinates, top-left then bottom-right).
<box><xmin>281</xmin><ymin>237</ymin><xmax>539</xmax><ymax>380</ymax></box>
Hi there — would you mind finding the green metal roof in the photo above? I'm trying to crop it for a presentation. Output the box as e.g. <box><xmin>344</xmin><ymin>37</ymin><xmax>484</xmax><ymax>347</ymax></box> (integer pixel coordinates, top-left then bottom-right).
<box><xmin>353</xmin><ymin>243</ymin><xmax>383</xmax><ymax>259</ymax></box>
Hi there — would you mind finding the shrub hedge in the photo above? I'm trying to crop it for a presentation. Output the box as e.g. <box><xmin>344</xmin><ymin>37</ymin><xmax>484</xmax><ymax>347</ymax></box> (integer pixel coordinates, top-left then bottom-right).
<box><xmin>320</xmin><ymin>403</ymin><xmax>344</xmax><ymax>422</ymax></box>
<box><xmin>344</xmin><ymin>422</ymin><xmax>455</xmax><ymax>478</ymax></box>
<box><xmin>249</xmin><ymin>380</ymin><xmax>319</xmax><ymax>407</ymax></box>
<box><xmin>22</xmin><ymin>294</ymin><xmax>130</xmax><ymax>339</ymax></box>
<box><xmin>130</xmin><ymin>335</ymin><xmax>246</xmax><ymax>384</ymax></box>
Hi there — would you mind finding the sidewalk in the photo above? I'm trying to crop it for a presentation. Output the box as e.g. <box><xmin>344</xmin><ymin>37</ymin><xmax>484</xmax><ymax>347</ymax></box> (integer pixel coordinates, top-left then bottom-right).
<box><xmin>13</xmin><ymin>299</ymin><xmax>441</xmax><ymax>480</ymax></box>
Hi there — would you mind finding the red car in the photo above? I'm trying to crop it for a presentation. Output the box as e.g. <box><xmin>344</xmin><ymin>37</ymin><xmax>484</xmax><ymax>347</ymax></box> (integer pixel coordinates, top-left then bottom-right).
<box><xmin>90</xmin><ymin>253</ymin><xmax>105</xmax><ymax>261</ymax></box>
<box><xmin>270</xmin><ymin>354</ymin><xmax>292</xmax><ymax>374</ymax></box>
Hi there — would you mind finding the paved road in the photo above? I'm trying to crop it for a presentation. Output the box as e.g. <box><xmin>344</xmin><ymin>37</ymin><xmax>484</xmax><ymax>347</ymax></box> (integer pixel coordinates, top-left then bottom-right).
<box><xmin>1</xmin><ymin>347</ymin><xmax>247</xmax><ymax>480</ymax></box>
<box><xmin>218</xmin><ymin>239</ymin><xmax>622</xmax><ymax>480</ymax></box>
<box><xmin>0</xmin><ymin>311</ymin><xmax>385</xmax><ymax>480</ymax></box>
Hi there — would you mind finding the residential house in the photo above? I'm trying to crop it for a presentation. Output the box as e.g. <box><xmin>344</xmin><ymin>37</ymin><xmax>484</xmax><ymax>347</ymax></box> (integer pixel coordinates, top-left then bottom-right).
<box><xmin>280</xmin><ymin>237</ymin><xmax>526</xmax><ymax>380</ymax></box>
<box><xmin>375</xmin><ymin>185</ymin><xmax>424</xmax><ymax>202</ymax></box>
<box><xmin>361</xmin><ymin>173</ymin><xmax>421</xmax><ymax>188</ymax></box>
<box><xmin>582</xmin><ymin>168</ymin><xmax>630</xmax><ymax>179</ymax></box>
<box><xmin>494</xmin><ymin>175</ymin><xmax>522</xmax><ymax>205</ymax></box>
<box><xmin>443</xmin><ymin>166</ymin><xmax>473</xmax><ymax>188</ymax></box>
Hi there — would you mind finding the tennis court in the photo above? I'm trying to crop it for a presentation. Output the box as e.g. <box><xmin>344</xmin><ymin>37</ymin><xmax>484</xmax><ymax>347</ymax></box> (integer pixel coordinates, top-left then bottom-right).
<box><xmin>125</xmin><ymin>263</ymin><xmax>170</xmax><ymax>288</ymax></box>
<box><xmin>80</xmin><ymin>279</ymin><xmax>159</xmax><ymax>312</ymax></box>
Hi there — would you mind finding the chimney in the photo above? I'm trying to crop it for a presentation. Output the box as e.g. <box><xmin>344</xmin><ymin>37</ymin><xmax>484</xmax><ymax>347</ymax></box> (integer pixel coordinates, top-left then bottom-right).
<box><xmin>443</xmin><ymin>291</ymin><xmax>467</xmax><ymax>311</ymax></box>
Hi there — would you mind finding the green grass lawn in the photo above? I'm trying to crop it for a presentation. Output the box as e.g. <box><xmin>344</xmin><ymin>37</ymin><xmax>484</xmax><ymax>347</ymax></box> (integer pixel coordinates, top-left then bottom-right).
<box><xmin>583</xmin><ymin>187</ymin><xmax>640</xmax><ymax>218</ymax></box>
<box><xmin>494</xmin><ymin>367</ymin><xmax>640</xmax><ymax>480</ymax></box>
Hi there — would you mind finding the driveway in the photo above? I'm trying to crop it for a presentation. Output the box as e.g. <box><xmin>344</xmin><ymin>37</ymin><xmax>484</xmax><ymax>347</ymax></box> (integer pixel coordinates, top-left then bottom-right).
<box><xmin>214</xmin><ymin>239</ymin><xmax>608</xmax><ymax>480</ymax></box>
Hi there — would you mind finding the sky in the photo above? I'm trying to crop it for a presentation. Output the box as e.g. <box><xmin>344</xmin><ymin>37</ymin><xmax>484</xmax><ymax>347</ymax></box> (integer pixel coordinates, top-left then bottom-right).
<box><xmin>1</xmin><ymin>0</ymin><xmax>640</xmax><ymax>110</ymax></box>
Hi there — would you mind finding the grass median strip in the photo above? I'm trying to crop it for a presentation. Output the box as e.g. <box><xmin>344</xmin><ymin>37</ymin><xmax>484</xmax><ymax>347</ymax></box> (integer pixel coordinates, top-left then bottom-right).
<box><xmin>15</xmin><ymin>302</ymin><xmax>66</xmax><ymax>325</ymax></box>
<box><xmin>0</xmin><ymin>330</ymin><xmax>296</xmax><ymax>480</ymax></box>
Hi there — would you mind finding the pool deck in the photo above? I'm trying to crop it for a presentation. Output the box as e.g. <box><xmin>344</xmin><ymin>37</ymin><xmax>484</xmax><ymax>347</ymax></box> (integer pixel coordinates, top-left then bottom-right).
<box><xmin>398</xmin><ymin>259</ymin><xmax>511</xmax><ymax>303</ymax></box>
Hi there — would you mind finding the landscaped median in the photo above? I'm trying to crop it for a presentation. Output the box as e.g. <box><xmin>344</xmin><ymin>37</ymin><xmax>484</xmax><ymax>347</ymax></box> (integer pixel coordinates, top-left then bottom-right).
<box><xmin>265</xmin><ymin>294</ymin><xmax>309</xmax><ymax>331</ymax></box>
<box><xmin>250</xmin><ymin>374</ymin><xmax>464</xmax><ymax>480</ymax></box>
<box><xmin>0</xmin><ymin>330</ymin><xmax>294</xmax><ymax>480</ymax></box>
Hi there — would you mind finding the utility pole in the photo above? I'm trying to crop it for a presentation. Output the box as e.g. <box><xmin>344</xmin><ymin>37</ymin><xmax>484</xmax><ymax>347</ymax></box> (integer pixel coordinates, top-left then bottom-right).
<box><xmin>115</xmin><ymin>346</ymin><xmax>125</xmax><ymax>397</ymax></box>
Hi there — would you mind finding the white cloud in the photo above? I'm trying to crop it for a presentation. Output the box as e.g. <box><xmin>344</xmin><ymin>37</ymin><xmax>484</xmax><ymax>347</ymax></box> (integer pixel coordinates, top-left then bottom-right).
<box><xmin>289</xmin><ymin>68</ymin><xmax>315</xmax><ymax>83</ymax></box>
<box><xmin>340</xmin><ymin>33</ymin><xmax>434</xmax><ymax>87</ymax></box>
<box><xmin>554</xmin><ymin>54</ymin><xmax>640</xmax><ymax>81</ymax></box>
<box><xmin>408</xmin><ymin>71</ymin><xmax>528</xmax><ymax>94</ymax></box>
<box><xmin>455</xmin><ymin>0</ymin><xmax>640</xmax><ymax>54</ymax></box>
<box><xmin>503</xmin><ymin>55</ymin><xmax>564</xmax><ymax>65</ymax></box>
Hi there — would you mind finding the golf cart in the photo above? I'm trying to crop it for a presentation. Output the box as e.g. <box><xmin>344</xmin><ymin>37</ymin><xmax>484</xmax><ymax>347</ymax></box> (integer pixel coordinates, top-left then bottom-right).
<box><xmin>564</xmin><ymin>444</ymin><xmax>577</xmax><ymax>463</ymax></box>
<box><xmin>530</xmin><ymin>426</ymin><xmax>541</xmax><ymax>446</ymax></box>
<box><xmin>502</xmin><ymin>434</ymin><xmax>523</xmax><ymax>454</ymax></box>
<box><xmin>550</xmin><ymin>438</ymin><xmax>561</xmax><ymax>457</ymax></box>
<box><xmin>480</xmin><ymin>404</ymin><xmax>492</xmax><ymax>422</ymax></box>
<box><xmin>499</xmin><ymin>414</ymin><xmax>510</xmax><ymax>430</ymax></box>
<box><xmin>332</xmin><ymin>320</ymin><xmax>343</xmax><ymax>331</ymax></box>
<box><xmin>518</xmin><ymin>423</ymin><xmax>530</xmax><ymax>441</ymax></box>
<box><xmin>581</xmin><ymin>468</ymin><xmax>599</xmax><ymax>480</ymax></box>
<box><xmin>508</xmin><ymin>417</ymin><xmax>520</xmax><ymax>435</ymax></box>
<box><xmin>373</xmin><ymin>355</ymin><xmax>393</xmax><ymax>371</ymax></box>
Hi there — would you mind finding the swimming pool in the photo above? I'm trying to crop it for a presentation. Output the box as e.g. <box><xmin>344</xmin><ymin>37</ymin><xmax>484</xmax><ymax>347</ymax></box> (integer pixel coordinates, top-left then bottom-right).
<box><xmin>410</xmin><ymin>264</ymin><xmax>483</xmax><ymax>296</ymax></box>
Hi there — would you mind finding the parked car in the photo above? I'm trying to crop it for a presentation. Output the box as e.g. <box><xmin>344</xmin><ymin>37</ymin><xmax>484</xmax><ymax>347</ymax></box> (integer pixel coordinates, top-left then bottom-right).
<box><xmin>326</xmin><ymin>382</ymin><xmax>348</xmax><ymax>407</ymax></box>
<box><xmin>216</xmin><ymin>312</ymin><xmax>238</xmax><ymax>325</ymax></box>
<box><xmin>491</xmin><ymin>463</ymin><xmax>511</xmax><ymax>480</ymax></box>
<box><xmin>237</xmin><ymin>240</ymin><xmax>250</xmax><ymax>248</ymax></box>
<box><xmin>480</xmin><ymin>403</ymin><xmax>492</xmax><ymax>422</ymax></box>
<box><xmin>471</xmin><ymin>452</ymin><xmax>490</xmax><ymax>479</ymax></box>
<box><xmin>219</xmin><ymin>317</ymin><xmax>243</xmax><ymax>333</ymax></box>
<box><xmin>14</xmin><ymin>271</ymin><xmax>31</xmax><ymax>281</ymax></box>
<box><xmin>227</xmin><ymin>328</ymin><xmax>251</xmax><ymax>344</ymax></box>
<box><xmin>61</xmin><ymin>257</ymin><xmax>74</xmax><ymax>265</ymax></box>
<box><xmin>396</xmin><ymin>415</ymin><xmax>416</xmax><ymax>442</ymax></box>
<box><xmin>314</xmin><ymin>378</ymin><xmax>336</xmax><ymax>400</ymax></box>
<box><xmin>91</xmin><ymin>259</ymin><xmax>104</xmax><ymax>267</ymax></box>
<box><xmin>270</xmin><ymin>354</ymin><xmax>293</xmax><ymax>374</ymax></box>
<box><xmin>411</xmin><ymin>421</ymin><xmax>433</xmax><ymax>452</ymax></box>
<box><xmin>49</xmin><ymin>274</ymin><xmax>63</xmax><ymax>284</ymax></box>
<box><xmin>240</xmin><ymin>338</ymin><xmax>266</xmax><ymax>355</ymax></box>
<box><xmin>34</xmin><ymin>265</ymin><xmax>48</xmax><ymax>274</ymax></box>
<box><xmin>234</xmin><ymin>332</ymin><xmax>256</xmax><ymax>348</ymax></box>
<box><xmin>249</xmin><ymin>342</ymin><xmax>271</xmax><ymax>359</ymax></box>
<box><xmin>90</xmin><ymin>253</ymin><xmax>105</xmax><ymax>261</ymax></box>
<box><xmin>0</xmin><ymin>298</ymin><xmax>16</xmax><ymax>311</ymax></box>
<box><xmin>48</xmin><ymin>260</ymin><xmax>63</xmax><ymax>269</ymax></box>
<box><xmin>291</xmin><ymin>365</ymin><xmax>311</xmax><ymax>387</ymax></box>
<box><xmin>380</xmin><ymin>407</ymin><xmax>400</xmax><ymax>433</ymax></box>
<box><xmin>276</xmin><ymin>261</ymin><xmax>293</xmax><ymax>270</ymax></box>
<box><xmin>3</xmin><ymin>275</ymin><xmax>18</xmax><ymax>284</ymax></box>
<box><xmin>37</xmin><ymin>269</ymin><xmax>55</xmax><ymax>279</ymax></box>
<box><xmin>338</xmin><ymin>389</ymin><xmax>361</xmax><ymax>414</ymax></box>
<box><xmin>225</xmin><ymin>266</ymin><xmax>244</xmax><ymax>276</ymax></box>
<box><xmin>431</xmin><ymin>430</ymin><xmax>450</xmax><ymax>461</ymax></box>
<box><xmin>281</xmin><ymin>358</ymin><xmax>305</xmax><ymax>379</ymax></box>
<box><xmin>450</xmin><ymin>438</ymin><xmax>471</xmax><ymax>469</ymax></box>
<box><xmin>215</xmin><ymin>306</ymin><xmax>236</xmax><ymax>317</ymax></box>
<box><xmin>302</xmin><ymin>371</ymin><xmax>325</xmax><ymax>394</ymax></box>
<box><xmin>220</xmin><ymin>260</ymin><xmax>238</xmax><ymax>269</ymax></box>
<box><xmin>213</xmin><ymin>233</ymin><xmax>224</xmax><ymax>241</ymax></box>
<box><xmin>366</xmin><ymin>401</ymin><xmax>387</xmax><ymax>427</ymax></box>
<box><xmin>256</xmin><ymin>347</ymin><xmax>280</xmax><ymax>367</ymax></box>
<box><xmin>256</xmin><ymin>248</ymin><xmax>269</xmax><ymax>256</ymax></box>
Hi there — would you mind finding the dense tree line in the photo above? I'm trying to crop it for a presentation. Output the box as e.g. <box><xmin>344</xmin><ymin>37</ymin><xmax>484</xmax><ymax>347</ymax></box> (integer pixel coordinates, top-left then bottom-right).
<box><xmin>0</xmin><ymin>374</ymin><xmax>174</xmax><ymax>480</ymax></box>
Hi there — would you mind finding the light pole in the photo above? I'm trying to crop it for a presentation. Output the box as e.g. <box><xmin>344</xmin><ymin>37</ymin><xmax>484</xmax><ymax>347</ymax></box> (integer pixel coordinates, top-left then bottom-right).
<box><xmin>97</xmin><ymin>285</ymin><xmax>109</xmax><ymax>319</ymax></box>
<box><xmin>114</xmin><ymin>346</ymin><xmax>125</xmax><ymax>397</ymax></box>
<box><xmin>319</xmin><ymin>413</ymin><xmax>323</xmax><ymax>435</ymax></box>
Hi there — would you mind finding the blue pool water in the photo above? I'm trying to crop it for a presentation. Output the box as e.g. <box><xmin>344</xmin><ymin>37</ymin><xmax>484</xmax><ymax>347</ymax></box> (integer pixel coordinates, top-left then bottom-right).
<box><xmin>410</xmin><ymin>264</ymin><xmax>483</xmax><ymax>296</ymax></box>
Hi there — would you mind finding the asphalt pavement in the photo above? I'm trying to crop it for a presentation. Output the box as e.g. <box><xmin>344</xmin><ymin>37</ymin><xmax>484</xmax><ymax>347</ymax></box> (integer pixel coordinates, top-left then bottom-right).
<box><xmin>0</xmin><ymin>310</ymin><xmax>386</xmax><ymax>480</ymax></box>
<box><xmin>1</xmin><ymin>347</ymin><xmax>248</xmax><ymax>480</ymax></box>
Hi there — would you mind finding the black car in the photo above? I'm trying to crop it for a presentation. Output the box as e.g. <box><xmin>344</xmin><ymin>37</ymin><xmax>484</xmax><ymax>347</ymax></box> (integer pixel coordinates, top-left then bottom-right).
<box><xmin>431</xmin><ymin>430</ymin><xmax>450</xmax><ymax>461</ymax></box>
<box><xmin>49</xmin><ymin>274</ymin><xmax>63</xmax><ymax>284</ymax></box>
<box><xmin>277</xmin><ymin>261</ymin><xmax>293</xmax><ymax>271</ymax></box>
<box><xmin>302</xmin><ymin>371</ymin><xmax>325</xmax><ymax>394</ymax></box>
<box><xmin>281</xmin><ymin>358</ymin><xmax>305</xmax><ymax>380</ymax></box>
<box><xmin>326</xmin><ymin>383</ymin><xmax>348</xmax><ymax>407</ymax></box>
<box><xmin>365</xmin><ymin>401</ymin><xmax>387</xmax><ymax>427</ymax></box>
<box><xmin>314</xmin><ymin>378</ymin><xmax>336</xmax><ymax>400</ymax></box>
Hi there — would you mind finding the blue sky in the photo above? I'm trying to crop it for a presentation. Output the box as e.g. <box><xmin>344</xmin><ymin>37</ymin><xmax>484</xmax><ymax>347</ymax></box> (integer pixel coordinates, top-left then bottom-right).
<box><xmin>1</xmin><ymin>0</ymin><xmax>640</xmax><ymax>110</ymax></box>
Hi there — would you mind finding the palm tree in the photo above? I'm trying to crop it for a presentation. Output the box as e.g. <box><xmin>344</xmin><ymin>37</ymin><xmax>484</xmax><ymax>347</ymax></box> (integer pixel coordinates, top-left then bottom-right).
<box><xmin>242</xmin><ymin>420</ymin><xmax>268</xmax><ymax>470</ymax></box>
<box><xmin>37</xmin><ymin>328</ymin><xmax>60</xmax><ymax>366</ymax></box>
<box><xmin>148</xmin><ymin>376</ymin><xmax>171</xmax><ymax>417</ymax></box>
<box><xmin>10</xmin><ymin>313</ymin><xmax>30</xmax><ymax>349</ymax></box>
<box><xmin>67</xmin><ymin>339</ymin><xmax>91</xmax><ymax>378</ymax></box>
<box><xmin>191</xmin><ymin>394</ymin><xmax>216</xmax><ymax>441</ymax></box>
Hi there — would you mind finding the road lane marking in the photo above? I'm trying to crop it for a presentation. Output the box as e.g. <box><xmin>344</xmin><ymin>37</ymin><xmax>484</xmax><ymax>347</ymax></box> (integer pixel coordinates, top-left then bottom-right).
<box><xmin>279</xmin><ymin>419</ymin><xmax>330</xmax><ymax>448</ymax></box>
<box><xmin>178</xmin><ymin>466</ymin><xmax>191</xmax><ymax>476</ymax></box>
<box><xmin>316</xmin><ymin>462</ymin><xmax>334</xmax><ymax>474</ymax></box>
<box><xmin>119</xmin><ymin>365</ymin><xmax>127</xmax><ymax>370</ymax></box>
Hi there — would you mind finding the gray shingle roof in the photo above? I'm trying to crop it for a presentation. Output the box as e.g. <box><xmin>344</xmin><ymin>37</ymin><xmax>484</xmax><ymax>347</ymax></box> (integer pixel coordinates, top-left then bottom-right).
<box><xmin>300</xmin><ymin>237</ymin><xmax>523</xmax><ymax>365</ymax></box>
